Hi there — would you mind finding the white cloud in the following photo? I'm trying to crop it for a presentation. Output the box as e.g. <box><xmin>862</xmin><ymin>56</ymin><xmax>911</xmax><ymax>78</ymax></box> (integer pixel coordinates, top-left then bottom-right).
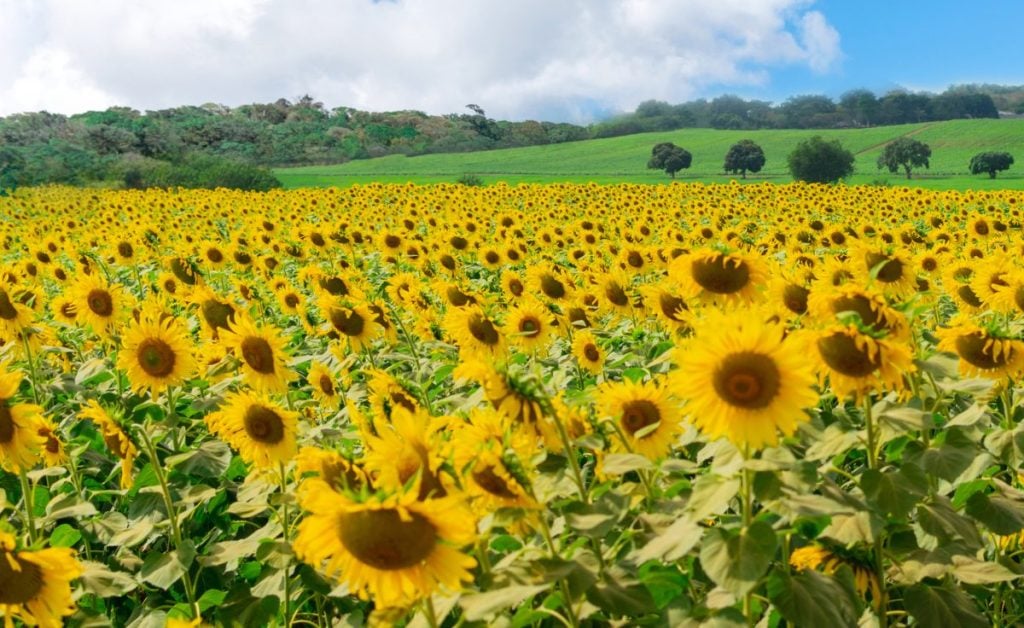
<box><xmin>0</xmin><ymin>0</ymin><xmax>842</xmax><ymax>122</ymax></box>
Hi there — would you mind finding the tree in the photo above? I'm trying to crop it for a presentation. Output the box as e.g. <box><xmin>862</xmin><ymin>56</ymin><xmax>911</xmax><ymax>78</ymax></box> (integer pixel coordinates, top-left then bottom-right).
<box><xmin>969</xmin><ymin>152</ymin><xmax>1014</xmax><ymax>178</ymax></box>
<box><xmin>877</xmin><ymin>137</ymin><xmax>931</xmax><ymax>179</ymax></box>
<box><xmin>0</xmin><ymin>147</ymin><xmax>25</xmax><ymax>195</ymax></box>
<box><xmin>647</xmin><ymin>142</ymin><xmax>692</xmax><ymax>179</ymax></box>
<box><xmin>723</xmin><ymin>140</ymin><xmax>766</xmax><ymax>178</ymax></box>
<box><xmin>786</xmin><ymin>136</ymin><xmax>855</xmax><ymax>183</ymax></box>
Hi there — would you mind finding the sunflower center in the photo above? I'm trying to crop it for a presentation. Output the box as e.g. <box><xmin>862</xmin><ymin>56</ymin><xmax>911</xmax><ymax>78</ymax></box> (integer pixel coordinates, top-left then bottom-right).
<box><xmin>326</xmin><ymin>308</ymin><xmax>361</xmax><ymax>337</ymax></box>
<box><xmin>137</xmin><ymin>338</ymin><xmax>176</xmax><ymax>377</ymax></box>
<box><xmin>507</xmin><ymin>279</ymin><xmax>524</xmax><ymax>296</ymax></box>
<box><xmin>583</xmin><ymin>343</ymin><xmax>601</xmax><ymax>362</ymax></box>
<box><xmin>117</xmin><ymin>242</ymin><xmax>134</xmax><ymax>258</ymax></box>
<box><xmin>865</xmin><ymin>253</ymin><xmax>903</xmax><ymax>283</ymax></box>
<box><xmin>659</xmin><ymin>293</ymin><xmax>688</xmax><ymax>321</ymax></box>
<box><xmin>243</xmin><ymin>405</ymin><xmax>286</xmax><ymax>444</ymax></box>
<box><xmin>201</xmin><ymin>299</ymin><xmax>235</xmax><ymax>332</ymax></box>
<box><xmin>627</xmin><ymin>251</ymin><xmax>644</xmax><ymax>268</ymax></box>
<box><xmin>170</xmin><ymin>258</ymin><xmax>199</xmax><ymax>285</ymax></box>
<box><xmin>955</xmin><ymin>333</ymin><xmax>1010</xmax><ymax>369</ymax></box>
<box><xmin>87</xmin><ymin>289</ymin><xmax>114</xmax><ymax>316</ymax></box>
<box><xmin>473</xmin><ymin>464</ymin><xmax>518</xmax><ymax>499</ymax></box>
<box><xmin>320</xmin><ymin>277</ymin><xmax>349</xmax><ymax>296</ymax></box>
<box><xmin>691</xmin><ymin>255</ymin><xmax>750</xmax><ymax>294</ymax></box>
<box><xmin>103</xmin><ymin>430</ymin><xmax>129</xmax><ymax>459</ymax></box>
<box><xmin>712</xmin><ymin>352</ymin><xmax>781</xmax><ymax>409</ymax></box>
<box><xmin>446</xmin><ymin>287</ymin><xmax>474</xmax><ymax>307</ymax></box>
<box><xmin>0</xmin><ymin>550</ymin><xmax>44</xmax><ymax>604</ymax></box>
<box><xmin>605</xmin><ymin>283</ymin><xmax>629</xmax><ymax>306</ymax></box>
<box><xmin>60</xmin><ymin>302</ymin><xmax>77</xmax><ymax>319</ymax></box>
<box><xmin>0</xmin><ymin>402</ymin><xmax>14</xmax><ymax>444</ymax></box>
<box><xmin>831</xmin><ymin>295</ymin><xmax>883</xmax><ymax>331</ymax></box>
<box><xmin>338</xmin><ymin>508</ymin><xmax>437</xmax><ymax>570</ymax></box>
<box><xmin>0</xmin><ymin>290</ymin><xmax>17</xmax><ymax>320</ymax></box>
<box><xmin>539</xmin><ymin>274</ymin><xmax>566</xmax><ymax>299</ymax></box>
<box><xmin>518</xmin><ymin>317</ymin><xmax>540</xmax><ymax>337</ymax></box>
<box><xmin>957</xmin><ymin>285</ymin><xmax>983</xmax><ymax>308</ymax></box>
<box><xmin>620</xmin><ymin>400</ymin><xmax>661</xmax><ymax>436</ymax></box>
<box><xmin>468</xmin><ymin>314</ymin><xmax>500</xmax><ymax>346</ymax></box>
<box><xmin>241</xmin><ymin>337</ymin><xmax>276</xmax><ymax>374</ymax></box>
<box><xmin>207</xmin><ymin>248</ymin><xmax>223</xmax><ymax>263</ymax></box>
<box><xmin>319</xmin><ymin>374</ymin><xmax>335</xmax><ymax>396</ymax></box>
<box><xmin>817</xmin><ymin>333</ymin><xmax>879</xmax><ymax>377</ymax></box>
<box><xmin>782</xmin><ymin>284</ymin><xmax>809</xmax><ymax>315</ymax></box>
<box><xmin>284</xmin><ymin>294</ymin><xmax>300</xmax><ymax>308</ymax></box>
<box><xmin>1014</xmin><ymin>286</ymin><xmax>1024</xmax><ymax>313</ymax></box>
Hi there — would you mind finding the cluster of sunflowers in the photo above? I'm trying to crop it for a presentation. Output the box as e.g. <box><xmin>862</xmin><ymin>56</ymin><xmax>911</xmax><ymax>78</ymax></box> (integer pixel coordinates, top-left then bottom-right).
<box><xmin>1</xmin><ymin>182</ymin><xmax>1024</xmax><ymax>627</ymax></box>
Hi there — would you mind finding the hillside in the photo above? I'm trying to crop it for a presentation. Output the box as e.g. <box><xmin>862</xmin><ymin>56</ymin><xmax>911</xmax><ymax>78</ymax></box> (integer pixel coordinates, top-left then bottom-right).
<box><xmin>276</xmin><ymin>119</ymin><xmax>1024</xmax><ymax>190</ymax></box>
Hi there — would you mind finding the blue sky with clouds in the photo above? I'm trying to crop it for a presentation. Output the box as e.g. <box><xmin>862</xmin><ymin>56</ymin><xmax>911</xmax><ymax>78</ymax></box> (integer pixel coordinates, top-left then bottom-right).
<box><xmin>0</xmin><ymin>0</ymin><xmax>1021</xmax><ymax>122</ymax></box>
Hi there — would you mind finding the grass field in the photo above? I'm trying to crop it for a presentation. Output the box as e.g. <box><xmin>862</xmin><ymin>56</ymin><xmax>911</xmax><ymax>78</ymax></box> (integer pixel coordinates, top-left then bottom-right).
<box><xmin>276</xmin><ymin>119</ymin><xmax>1024</xmax><ymax>190</ymax></box>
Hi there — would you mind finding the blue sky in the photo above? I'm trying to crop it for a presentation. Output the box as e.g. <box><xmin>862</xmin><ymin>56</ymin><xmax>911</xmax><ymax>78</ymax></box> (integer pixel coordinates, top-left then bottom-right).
<box><xmin>1</xmin><ymin>0</ymin><xmax>1022</xmax><ymax>122</ymax></box>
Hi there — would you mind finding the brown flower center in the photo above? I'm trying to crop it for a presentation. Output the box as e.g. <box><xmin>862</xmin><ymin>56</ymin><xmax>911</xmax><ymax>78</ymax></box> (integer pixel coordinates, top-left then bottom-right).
<box><xmin>0</xmin><ymin>550</ymin><xmax>44</xmax><ymax>604</ymax></box>
<box><xmin>627</xmin><ymin>251</ymin><xmax>644</xmax><ymax>268</ymax></box>
<box><xmin>284</xmin><ymin>293</ymin><xmax>300</xmax><ymax>308</ymax></box>
<box><xmin>539</xmin><ymin>273</ymin><xmax>566</xmax><ymax>299</ymax></box>
<box><xmin>955</xmin><ymin>333</ymin><xmax>1011</xmax><ymax>370</ymax></box>
<box><xmin>831</xmin><ymin>295</ymin><xmax>888</xmax><ymax>332</ymax></box>
<box><xmin>712</xmin><ymin>352</ymin><xmax>781</xmax><ymax>409</ymax></box>
<box><xmin>620</xmin><ymin>399</ymin><xmax>661</xmax><ymax>436</ymax></box>
<box><xmin>583</xmin><ymin>343</ymin><xmax>601</xmax><ymax>362</ymax></box>
<box><xmin>241</xmin><ymin>337</ymin><xmax>276</xmax><ymax>374</ymax></box>
<box><xmin>468</xmin><ymin>313</ymin><xmax>500</xmax><ymax>346</ymax></box>
<box><xmin>338</xmin><ymin>508</ymin><xmax>437</xmax><ymax>570</ymax></box>
<box><xmin>782</xmin><ymin>284</ymin><xmax>810</xmax><ymax>315</ymax></box>
<box><xmin>243</xmin><ymin>405</ymin><xmax>286</xmax><ymax>444</ymax></box>
<box><xmin>0</xmin><ymin>402</ymin><xmax>14</xmax><ymax>444</ymax></box>
<box><xmin>446</xmin><ymin>286</ymin><xmax>475</xmax><ymax>307</ymax></box>
<box><xmin>169</xmin><ymin>258</ymin><xmax>199</xmax><ymax>285</ymax></box>
<box><xmin>201</xmin><ymin>299</ymin><xmax>235</xmax><ymax>332</ymax></box>
<box><xmin>320</xmin><ymin>277</ymin><xmax>349</xmax><ymax>296</ymax></box>
<box><xmin>0</xmin><ymin>290</ymin><xmax>18</xmax><ymax>321</ymax></box>
<box><xmin>518</xmin><ymin>316</ymin><xmax>540</xmax><ymax>337</ymax></box>
<box><xmin>206</xmin><ymin>248</ymin><xmax>224</xmax><ymax>263</ymax></box>
<box><xmin>865</xmin><ymin>252</ymin><xmax>904</xmax><ymax>283</ymax></box>
<box><xmin>330</xmin><ymin>308</ymin><xmax>365</xmax><ymax>337</ymax></box>
<box><xmin>817</xmin><ymin>332</ymin><xmax>879</xmax><ymax>377</ymax></box>
<box><xmin>659</xmin><ymin>293</ymin><xmax>688</xmax><ymax>321</ymax></box>
<box><xmin>87</xmin><ymin>289</ymin><xmax>114</xmax><ymax>317</ymax></box>
<box><xmin>957</xmin><ymin>285</ymin><xmax>983</xmax><ymax>308</ymax></box>
<box><xmin>507</xmin><ymin>278</ymin><xmax>524</xmax><ymax>297</ymax></box>
<box><xmin>691</xmin><ymin>255</ymin><xmax>750</xmax><ymax>294</ymax></box>
<box><xmin>605</xmin><ymin>282</ymin><xmax>629</xmax><ymax>306</ymax></box>
<box><xmin>473</xmin><ymin>464</ymin><xmax>518</xmax><ymax>499</ymax></box>
<box><xmin>137</xmin><ymin>338</ymin><xmax>176</xmax><ymax>377</ymax></box>
<box><xmin>319</xmin><ymin>374</ymin><xmax>335</xmax><ymax>396</ymax></box>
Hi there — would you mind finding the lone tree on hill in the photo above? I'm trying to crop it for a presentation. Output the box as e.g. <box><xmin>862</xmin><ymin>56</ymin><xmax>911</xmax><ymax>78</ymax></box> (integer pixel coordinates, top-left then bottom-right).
<box><xmin>877</xmin><ymin>137</ymin><xmax>931</xmax><ymax>179</ymax></box>
<box><xmin>647</xmin><ymin>142</ymin><xmax>692</xmax><ymax>179</ymax></box>
<box><xmin>723</xmin><ymin>140</ymin><xmax>766</xmax><ymax>179</ymax></box>
<box><xmin>786</xmin><ymin>136</ymin><xmax>855</xmax><ymax>184</ymax></box>
<box><xmin>969</xmin><ymin>152</ymin><xmax>1014</xmax><ymax>179</ymax></box>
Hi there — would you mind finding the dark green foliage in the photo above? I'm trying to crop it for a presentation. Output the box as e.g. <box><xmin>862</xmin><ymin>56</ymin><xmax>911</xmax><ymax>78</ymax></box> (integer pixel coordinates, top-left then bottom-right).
<box><xmin>877</xmin><ymin>137</ymin><xmax>931</xmax><ymax>179</ymax></box>
<box><xmin>787</xmin><ymin>136</ymin><xmax>855</xmax><ymax>183</ymax></box>
<box><xmin>647</xmin><ymin>142</ymin><xmax>692</xmax><ymax>178</ymax></box>
<box><xmin>0</xmin><ymin>146</ymin><xmax>25</xmax><ymax>195</ymax></box>
<box><xmin>456</xmin><ymin>173</ymin><xmax>484</xmax><ymax>186</ymax></box>
<box><xmin>723</xmin><ymin>140</ymin><xmax>766</xmax><ymax>178</ymax></box>
<box><xmin>969</xmin><ymin>151</ymin><xmax>1014</xmax><ymax>178</ymax></box>
<box><xmin>126</xmin><ymin>154</ymin><xmax>282</xmax><ymax>191</ymax></box>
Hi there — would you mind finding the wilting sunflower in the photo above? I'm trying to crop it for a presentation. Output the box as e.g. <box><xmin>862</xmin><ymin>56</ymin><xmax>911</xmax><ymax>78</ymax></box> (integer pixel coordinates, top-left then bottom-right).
<box><xmin>444</xmin><ymin>305</ymin><xmax>506</xmax><ymax>359</ymax></box>
<box><xmin>307</xmin><ymin>361</ymin><xmax>343</xmax><ymax>409</ymax></box>
<box><xmin>71</xmin><ymin>276</ymin><xmax>127</xmax><ymax>338</ymax></box>
<box><xmin>797</xmin><ymin>324</ymin><xmax>914</xmax><ymax>401</ymax></box>
<box><xmin>0</xmin><ymin>368</ymin><xmax>45</xmax><ymax>472</ymax></box>
<box><xmin>292</xmin><ymin>480</ymin><xmax>477</xmax><ymax>607</ymax></box>
<box><xmin>597</xmin><ymin>378</ymin><xmax>682</xmax><ymax>459</ymax></box>
<box><xmin>205</xmin><ymin>390</ymin><xmax>298</xmax><ymax>468</ymax></box>
<box><xmin>571</xmin><ymin>329</ymin><xmax>606</xmax><ymax>375</ymax></box>
<box><xmin>669</xmin><ymin>249</ymin><xmax>768</xmax><ymax>304</ymax></box>
<box><xmin>79</xmin><ymin>400</ymin><xmax>136</xmax><ymax>489</ymax></box>
<box><xmin>0</xmin><ymin>530</ymin><xmax>82</xmax><ymax>627</ymax></box>
<box><xmin>936</xmin><ymin>317</ymin><xmax>1024</xmax><ymax>380</ymax></box>
<box><xmin>671</xmin><ymin>313</ymin><xmax>819</xmax><ymax>451</ymax></box>
<box><xmin>790</xmin><ymin>543</ymin><xmax>881</xmax><ymax>606</ymax></box>
<box><xmin>504</xmin><ymin>298</ymin><xmax>553</xmax><ymax>352</ymax></box>
<box><xmin>117</xmin><ymin>311</ymin><xmax>196</xmax><ymax>396</ymax></box>
<box><xmin>219</xmin><ymin>316</ymin><xmax>293</xmax><ymax>393</ymax></box>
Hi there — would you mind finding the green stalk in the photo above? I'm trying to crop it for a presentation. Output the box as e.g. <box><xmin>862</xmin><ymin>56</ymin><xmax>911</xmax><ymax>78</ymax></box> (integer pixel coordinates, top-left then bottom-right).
<box><xmin>18</xmin><ymin>468</ymin><xmax>38</xmax><ymax>544</ymax></box>
<box><xmin>741</xmin><ymin>445</ymin><xmax>754</xmax><ymax>627</ymax></box>
<box><xmin>279</xmin><ymin>463</ymin><xmax>294</xmax><ymax>627</ymax></box>
<box><xmin>21</xmin><ymin>331</ymin><xmax>41</xmax><ymax>406</ymax></box>
<box><xmin>864</xmin><ymin>397</ymin><xmax>888</xmax><ymax>628</ymax></box>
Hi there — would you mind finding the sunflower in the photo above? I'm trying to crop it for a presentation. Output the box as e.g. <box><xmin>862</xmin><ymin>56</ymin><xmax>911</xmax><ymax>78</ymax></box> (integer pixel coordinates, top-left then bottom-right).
<box><xmin>50</xmin><ymin>295</ymin><xmax>78</xmax><ymax>326</ymax></box>
<box><xmin>500</xmin><ymin>270</ymin><xmax>526</xmax><ymax>302</ymax></box>
<box><xmin>322</xmin><ymin>301</ymin><xmax>383</xmax><ymax>353</ymax></box>
<box><xmin>190</xmin><ymin>286</ymin><xmax>237</xmax><ymax>339</ymax></box>
<box><xmin>71</xmin><ymin>276</ymin><xmax>127</xmax><ymax>338</ymax></box>
<box><xmin>797</xmin><ymin>324</ymin><xmax>914</xmax><ymax>401</ymax></box>
<box><xmin>671</xmin><ymin>313</ymin><xmax>819</xmax><ymax>451</ymax></box>
<box><xmin>526</xmin><ymin>263</ymin><xmax>575</xmax><ymax>303</ymax></box>
<box><xmin>219</xmin><ymin>316</ymin><xmax>293</xmax><ymax>393</ymax></box>
<box><xmin>807</xmin><ymin>285</ymin><xmax>909</xmax><ymax>340</ymax></box>
<box><xmin>571</xmin><ymin>329</ymin><xmax>606</xmax><ymax>375</ymax></box>
<box><xmin>79</xmin><ymin>400</ymin><xmax>136</xmax><ymax>489</ymax></box>
<box><xmin>36</xmin><ymin>416</ymin><xmax>66</xmax><ymax>468</ymax></box>
<box><xmin>0</xmin><ymin>530</ymin><xmax>82</xmax><ymax>627</ymax></box>
<box><xmin>0</xmin><ymin>368</ymin><xmax>45</xmax><ymax>472</ymax></box>
<box><xmin>640</xmin><ymin>282</ymin><xmax>691</xmax><ymax>331</ymax></box>
<box><xmin>295</xmin><ymin>446</ymin><xmax>367</xmax><ymax>493</ymax></box>
<box><xmin>366</xmin><ymin>370</ymin><xmax>421</xmax><ymax>425</ymax></box>
<box><xmin>292</xmin><ymin>480</ymin><xmax>477</xmax><ymax>607</ymax></box>
<box><xmin>307</xmin><ymin>361</ymin><xmax>343</xmax><ymax>409</ymax></box>
<box><xmin>0</xmin><ymin>282</ymin><xmax>34</xmax><ymax>339</ymax></box>
<box><xmin>853</xmin><ymin>244</ymin><xmax>916</xmax><ymax>296</ymax></box>
<box><xmin>361</xmin><ymin>406</ymin><xmax>450</xmax><ymax>501</ymax></box>
<box><xmin>452</xmin><ymin>408</ymin><xmax>535</xmax><ymax>513</ymax></box>
<box><xmin>790</xmin><ymin>543</ymin><xmax>881</xmax><ymax>605</ymax></box>
<box><xmin>597</xmin><ymin>378</ymin><xmax>682</xmax><ymax>459</ymax></box>
<box><xmin>936</xmin><ymin>317</ymin><xmax>1024</xmax><ymax>380</ymax></box>
<box><xmin>669</xmin><ymin>249</ymin><xmax>767</xmax><ymax>304</ymax></box>
<box><xmin>443</xmin><ymin>305</ymin><xmax>506</xmax><ymax>359</ymax></box>
<box><xmin>597</xmin><ymin>271</ymin><xmax>634</xmax><ymax>315</ymax></box>
<box><xmin>504</xmin><ymin>298</ymin><xmax>553</xmax><ymax>352</ymax></box>
<box><xmin>205</xmin><ymin>390</ymin><xmax>298</xmax><ymax>468</ymax></box>
<box><xmin>455</xmin><ymin>360</ymin><xmax>547</xmax><ymax>442</ymax></box>
<box><xmin>117</xmin><ymin>311</ymin><xmax>196</xmax><ymax>397</ymax></box>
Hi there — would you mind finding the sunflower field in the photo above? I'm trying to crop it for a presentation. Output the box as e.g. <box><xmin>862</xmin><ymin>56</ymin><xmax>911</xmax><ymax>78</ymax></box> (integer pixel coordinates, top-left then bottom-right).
<box><xmin>2</xmin><ymin>182</ymin><xmax>1024</xmax><ymax>627</ymax></box>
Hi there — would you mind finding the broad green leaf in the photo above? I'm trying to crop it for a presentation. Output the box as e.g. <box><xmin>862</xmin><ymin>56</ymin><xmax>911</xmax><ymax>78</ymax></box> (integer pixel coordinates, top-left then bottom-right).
<box><xmin>821</xmin><ymin>511</ymin><xmax>879</xmax><ymax>545</ymax></box>
<box><xmin>631</xmin><ymin>517</ymin><xmax>703</xmax><ymax>564</ymax></box>
<box><xmin>79</xmin><ymin>560</ymin><xmax>139</xmax><ymax>597</ymax></box>
<box><xmin>699</xmin><ymin>521</ymin><xmax>777</xmax><ymax>597</ymax></box>
<box><xmin>903</xmin><ymin>582</ymin><xmax>988</xmax><ymax>628</ymax></box>
<box><xmin>950</xmin><ymin>555</ymin><xmax>1022</xmax><ymax>585</ymax></box>
<box><xmin>49</xmin><ymin>523</ymin><xmax>82</xmax><ymax>548</ymax></box>
<box><xmin>965</xmin><ymin>491</ymin><xmax>1024</xmax><ymax>535</ymax></box>
<box><xmin>44</xmin><ymin>492</ymin><xmax>98</xmax><ymax>521</ymax></box>
<box><xmin>140</xmin><ymin>544</ymin><xmax>195</xmax><ymax>588</ymax></box>
<box><xmin>860</xmin><ymin>463</ymin><xmax>928</xmax><ymax>518</ymax></box>
<box><xmin>165</xmin><ymin>439</ymin><xmax>232</xmax><ymax>478</ymax></box>
<box><xmin>601</xmin><ymin>453</ymin><xmax>654</xmax><ymax>475</ymax></box>
<box><xmin>587</xmin><ymin>579</ymin><xmax>656</xmax><ymax>616</ymax></box>
<box><xmin>767</xmin><ymin>568</ymin><xmax>860</xmax><ymax>628</ymax></box>
<box><xmin>918</xmin><ymin>428</ymin><xmax>978</xmax><ymax>481</ymax></box>
<box><xmin>685</xmin><ymin>473</ymin><xmax>740</xmax><ymax>522</ymax></box>
<box><xmin>917</xmin><ymin>497</ymin><xmax>982</xmax><ymax>548</ymax></box>
<box><xmin>460</xmin><ymin>585</ymin><xmax>549</xmax><ymax>621</ymax></box>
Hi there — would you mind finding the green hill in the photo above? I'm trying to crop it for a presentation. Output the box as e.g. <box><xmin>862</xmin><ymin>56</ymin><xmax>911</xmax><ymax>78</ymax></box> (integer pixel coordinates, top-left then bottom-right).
<box><xmin>276</xmin><ymin>119</ymin><xmax>1024</xmax><ymax>190</ymax></box>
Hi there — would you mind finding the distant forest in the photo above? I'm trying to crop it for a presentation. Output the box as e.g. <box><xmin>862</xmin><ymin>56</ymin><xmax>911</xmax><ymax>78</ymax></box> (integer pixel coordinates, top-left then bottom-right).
<box><xmin>1</xmin><ymin>84</ymin><xmax>1022</xmax><ymax>190</ymax></box>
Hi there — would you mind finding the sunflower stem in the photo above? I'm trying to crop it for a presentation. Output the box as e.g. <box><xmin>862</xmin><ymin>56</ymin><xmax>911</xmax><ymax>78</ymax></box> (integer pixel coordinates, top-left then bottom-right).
<box><xmin>535</xmin><ymin>512</ymin><xmax>580</xmax><ymax>628</ymax></box>
<box><xmin>21</xmin><ymin>330</ymin><xmax>41</xmax><ymax>406</ymax></box>
<box><xmin>550</xmin><ymin>403</ymin><xmax>588</xmax><ymax>504</ymax></box>
<box><xmin>18</xmin><ymin>467</ymin><xmax>38</xmax><ymax>544</ymax></box>
<box><xmin>741</xmin><ymin>444</ymin><xmax>754</xmax><ymax>627</ymax></box>
<box><xmin>279</xmin><ymin>463</ymin><xmax>294</xmax><ymax>627</ymax></box>
<box><xmin>863</xmin><ymin>396</ymin><xmax>888</xmax><ymax>628</ymax></box>
<box><xmin>1001</xmin><ymin>383</ymin><xmax>1014</xmax><ymax>430</ymax></box>
<box><xmin>423</xmin><ymin>595</ymin><xmax>439</xmax><ymax>628</ymax></box>
<box><xmin>137</xmin><ymin>424</ymin><xmax>201</xmax><ymax>620</ymax></box>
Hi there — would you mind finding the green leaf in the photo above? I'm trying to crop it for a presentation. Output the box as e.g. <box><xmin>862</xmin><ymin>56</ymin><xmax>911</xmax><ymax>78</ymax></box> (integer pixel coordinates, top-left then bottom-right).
<box><xmin>821</xmin><ymin>511</ymin><xmax>879</xmax><ymax>545</ymax></box>
<box><xmin>767</xmin><ymin>568</ymin><xmax>860</xmax><ymax>628</ymax></box>
<box><xmin>917</xmin><ymin>497</ymin><xmax>982</xmax><ymax>548</ymax></box>
<box><xmin>685</xmin><ymin>473</ymin><xmax>741</xmax><ymax>522</ymax></box>
<box><xmin>699</xmin><ymin>521</ymin><xmax>777</xmax><ymax>597</ymax></box>
<box><xmin>601</xmin><ymin>453</ymin><xmax>654</xmax><ymax>475</ymax></box>
<box><xmin>965</xmin><ymin>491</ymin><xmax>1024</xmax><ymax>535</ymax></box>
<box><xmin>79</xmin><ymin>560</ymin><xmax>139</xmax><ymax>597</ymax></box>
<box><xmin>860</xmin><ymin>463</ymin><xmax>928</xmax><ymax>518</ymax></box>
<box><xmin>44</xmin><ymin>492</ymin><xmax>98</xmax><ymax>521</ymax></box>
<box><xmin>140</xmin><ymin>544</ymin><xmax>195</xmax><ymax>588</ymax></box>
<box><xmin>631</xmin><ymin>517</ymin><xmax>703</xmax><ymax>564</ymax></box>
<box><xmin>49</xmin><ymin>523</ymin><xmax>82</xmax><ymax>548</ymax></box>
<box><xmin>638</xmin><ymin>563</ymin><xmax>688</xmax><ymax>609</ymax></box>
<box><xmin>622</xmin><ymin>367</ymin><xmax>646</xmax><ymax>383</ymax></box>
<box><xmin>460</xmin><ymin>585</ymin><xmax>549</xmax><ymax>621</ymax></box>
<box><xmin>918</xmin><ymin>428</ymin><xmax>978</xmax><ymax>481</ymax></box>
<box><xmin>903</xmin><ymin>582</ymin><xmax>988</xmax><ymax>628</ymax></box>
<box><xmin>198</xmin><ymin>589</ymin><xmax>228</xmax><ymax>612</ymax></box>
<box><xmin>950</xmin><ymin>555</ymin><xmax>1022</xmax><ymax>585</ymax></box>
<box><xmin>587</xmin><ymin>579</ymin><xmax>656</xmax><ymax>616</ymax></box>
<box><xmin>165</xmin><ymin>439</ymin><xmax>232</xmax><ymax>478</ymax></box>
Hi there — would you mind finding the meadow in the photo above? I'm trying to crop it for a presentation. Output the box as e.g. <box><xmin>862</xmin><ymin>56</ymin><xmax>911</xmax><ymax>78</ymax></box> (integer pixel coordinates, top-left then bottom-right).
<box><xmin>276</xmin><ymin>119</ymin><xmax>1024</xmax><ymax>190</ymax></box>
<box><xmin>1</xmin><ymin>182</ymin><xmax>1024</xmax><ymax>627</ymax></box>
